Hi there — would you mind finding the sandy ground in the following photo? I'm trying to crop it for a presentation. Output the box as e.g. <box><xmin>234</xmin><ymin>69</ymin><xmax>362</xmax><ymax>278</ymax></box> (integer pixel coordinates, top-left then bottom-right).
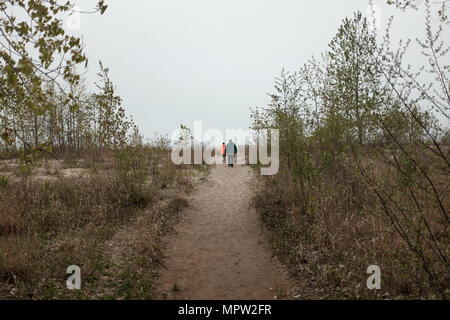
<box><xmin>156</xmin><ymin>164</ymin><xmax>295</xmax><ymax>300</ymax></box>
<box><xmin>0</xmin><ymin>159</ymin><xmax>88</xmax><ymax>181</ymax></box>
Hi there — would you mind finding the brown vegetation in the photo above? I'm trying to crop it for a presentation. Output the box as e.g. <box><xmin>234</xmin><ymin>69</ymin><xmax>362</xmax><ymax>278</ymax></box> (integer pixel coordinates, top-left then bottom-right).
<box><xmin>0</xmin><ymin>145</ymin><xmax>208</xmax><ymax>299</ymax></box>
<box><xmin>251</xmin><ymin>5</ymin><xmax>449</xmax><ymax>299</ymax></box>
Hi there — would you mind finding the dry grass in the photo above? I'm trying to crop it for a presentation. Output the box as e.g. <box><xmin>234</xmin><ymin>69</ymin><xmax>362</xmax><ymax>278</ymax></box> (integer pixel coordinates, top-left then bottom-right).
<box><xmin>252</xmin><ymin>150</ymin><xmax>449</xmax><ymax>299</ymax></box>
<box><xmin>0</xmin><ymin>149</ymin><xmax>207</xmax><ymax>299</ymax></box>
<box><xmin>0</xmin><ymin>172</ymin><xmax>134</xmax><ymax>299</ymax></box>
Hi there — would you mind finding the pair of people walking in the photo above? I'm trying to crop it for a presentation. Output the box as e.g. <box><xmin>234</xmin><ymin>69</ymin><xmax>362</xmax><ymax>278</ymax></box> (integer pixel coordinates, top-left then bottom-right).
<box><xmin>220</xmin><ymin>140</ymin><xmax>237</xmax><ymax>167</ymax></box>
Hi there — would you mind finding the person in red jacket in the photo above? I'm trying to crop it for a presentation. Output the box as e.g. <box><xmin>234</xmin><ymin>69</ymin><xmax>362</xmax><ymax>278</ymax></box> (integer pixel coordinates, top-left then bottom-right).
<box><xmin>220</xmin><ymin>142</ymin><xmax>226</xmax><ymax>163</ymax></box>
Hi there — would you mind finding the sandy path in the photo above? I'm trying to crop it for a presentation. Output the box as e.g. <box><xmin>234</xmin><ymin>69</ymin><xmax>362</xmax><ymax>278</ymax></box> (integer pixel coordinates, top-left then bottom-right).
<box><xmin>156</xmin><ymin>164</ymin><xmax>294</xmax><ymax>299</ymax></box>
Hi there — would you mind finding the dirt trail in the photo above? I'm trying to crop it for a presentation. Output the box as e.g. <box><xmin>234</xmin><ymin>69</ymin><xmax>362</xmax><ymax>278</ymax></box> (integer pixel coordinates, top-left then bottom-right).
<box><xmin>156</xmin><ymin>164</ymin><xmax>295</xmax><ymax>299</ymax></box>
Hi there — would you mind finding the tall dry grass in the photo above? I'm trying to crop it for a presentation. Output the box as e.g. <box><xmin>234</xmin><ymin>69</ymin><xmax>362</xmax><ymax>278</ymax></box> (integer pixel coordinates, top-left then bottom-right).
<box><xmin>252</xmin><ymin>147</ymin><xmax>449</xmax><ymax>299</ymax></box>
<box><xmin>0</xmin><ymin>144</ymin><xmax>199</xmax><ymax>299</ymax></box>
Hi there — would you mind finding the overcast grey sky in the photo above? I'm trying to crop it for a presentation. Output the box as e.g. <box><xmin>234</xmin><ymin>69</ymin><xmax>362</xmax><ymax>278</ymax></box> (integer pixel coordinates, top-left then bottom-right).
<box><xmin>71</xmin><ymin>0</ymin><xmax>445</xmax><ymax>138</ymax></box>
